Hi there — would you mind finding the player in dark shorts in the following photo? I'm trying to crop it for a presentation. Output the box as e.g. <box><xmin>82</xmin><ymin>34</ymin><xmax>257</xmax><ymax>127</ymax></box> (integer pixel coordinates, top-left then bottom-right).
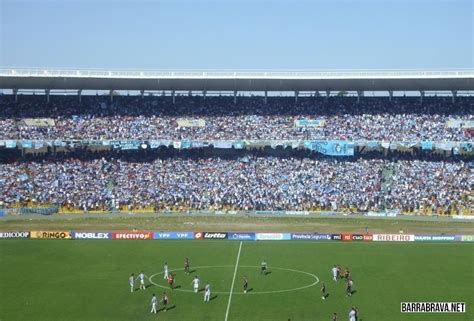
<box><xmin>161</xmin><ymin>292</ymin><xmax>168</xmax><ymax>312</ymax></box>
<box><xmin>168</xmin><ymin>274</ymin><xmax>174</xmax><ymax>290</ymax></box>
<box><xmin>346</xmin><ymin>278</ymin><xmax>353</xmax><ymax>297</ymax></box>
<box><xmin>261</xmin><ymin>260</ymin><xmax>267</xmax><ymax>275</ymax></box>
<box><xmin>321</xmin><ymin>282</ymin><xmax>327</xmax><ymax>299</ymax></box>
<box><xmin>243</xmin><ymin>276</ymin><xmax>248</xmax><ymax>293</ymax></box>
<box><xmin>332</xmin><ymin>312</ymin><xmax>338</xmax><ymax>321</ymax></box>
<box><xmin>184</xmin><ymin>257</ymin><xmax>190</xmax><ymax>275</ymax></box>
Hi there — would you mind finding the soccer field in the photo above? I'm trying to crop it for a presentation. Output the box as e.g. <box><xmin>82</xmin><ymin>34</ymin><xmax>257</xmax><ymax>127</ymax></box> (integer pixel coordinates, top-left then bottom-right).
<box><xmin>0</xmin><ymin>240</ymin><xmax>473</xmax><ymax>321</ymax></box>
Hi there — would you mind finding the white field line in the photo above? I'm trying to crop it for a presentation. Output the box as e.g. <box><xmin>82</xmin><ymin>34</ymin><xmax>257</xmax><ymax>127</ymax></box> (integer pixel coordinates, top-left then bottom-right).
<box><xmin>224</xmin><ymin>241</ymin><xmax>243</xmax><ymax>321</ymax></box>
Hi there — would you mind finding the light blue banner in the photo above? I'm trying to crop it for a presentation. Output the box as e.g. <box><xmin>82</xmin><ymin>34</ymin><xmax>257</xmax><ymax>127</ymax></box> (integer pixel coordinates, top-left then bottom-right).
<box><xmin>421</xmin><ymin>141</ymin><xmax>433</xmax><ymax>150</ymax></box>
<box><xmin>21</xmin><ymin>141</ymin><xmax>33</xmax><ymax>149</ymax></box>
<box><xmin>304</xmin><ymin>140</ymin><xmax>355</xmax><ymax>156</ymax></box>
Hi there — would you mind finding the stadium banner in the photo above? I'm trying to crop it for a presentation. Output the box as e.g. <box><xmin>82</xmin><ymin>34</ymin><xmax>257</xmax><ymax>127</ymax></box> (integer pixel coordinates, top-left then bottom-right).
<box><xmin>303</xmin><ymin>140</ymin><xmax>355</xmax><ymax>156</ymax></box>
<box><xmin>30</xmin><ymin>231</ymin><xmax>71</xmax><ymax>239</ymax></box>
<box><xmin>460</xmin><ymin>142</ymin><xmax>472</xmax><ymax>153</ymax></box>
<box><xmin>153</xmin><ymin>232</ymin><xmax>194</xmax><ymax>240</ymax></box>
<box><xmin>452</xmin><ymin>215</ymin><xmax>474</xmax><ymax>220</ymax></box>
<box><xmin>291</xmin><ymin>233</ymin><xmax>331</xmax><ymax>241</ymax></box>
<box><xmin>455</xmin><ymin>235</ymin><xmax>474</xmax><ymax>242</ymax></box>
<box><xmin>213</xmin><ymin>141</ymin><xmax>233</xmax><ymax>149</ymax></box>
<box><xmin>149</xmin><ymin>140</ymin><xmax>162</xmax><ymax>149</ymax></box>
<box><xmin>227</xmin><ymin>233</ymin><xmax>256</xmax><ymax>241</ymax></box>
<box><xmin>233</xmin><ymin>141</ymin><xmax>246</xmax><ymax>149</ymax></box>
<box><xmin>34</xmin><ymin>141</ymin><xmax>45</xmax><ymax>149</ymax></box>
<box><xmin>414</xmin><ymin>235</ymin><xmax>456</xmax><ymax>242</ymax></box>
<box><xmin>366</xmin><ymin>141</ymin><xmax>382</xmax><ymax>150</ymax></box>
<box><xmin>72</xmin><ymin>232</ymin><xmax>112</xmax><ymax>240</ymax></box>
<box><xmin>331</xmin><ymin>234</ymin><xmax>342</xmax><ymax>241</ymax></box>
<box><xmin>294</xmin><ymin>119</ymin><xmax>325</xmax><ymax>127</ymax></box>
<box><xmin>5</xmin><ymin>140</ymin><xmax>17</xmax><ymax>148</ymax></box>
<box><xmin>421</xmin><ymin>141</ymin><xmax>434</xmax><ymax>150</ymax></box>
<box><xmin>21</xmin><ymin>141</ymin><xmax>33</xmax><ymax>149</ymax></box>
<box><xmin>285</xmin><ymin>211</ymin><xmax>310</xmax><ymax>216</ymax></box>
<box><xmin>53</xmin><ymin>140</ymin><xmax>67</xmax><ymax>147</ymax></box>
<box><xmin>255</xmin><ymin>233</ymin><xmax>291</xmax><ymax>241</ymax></box>
<box><xmin>446</xmin><ymin>119</ymin><xmax>474</xmax><ymax>128</ymax></box>
<box><xmin>120</xmin><ymin>141</ymin><xmax>141</xmax><ymax>150</ymax></box>
<box><xmin>176</xmin><ymin>118</ymin><xmax>205</xmax><ymax>128</ymax></box>
<box><xmin>373</xmin><ymin>234</ymin><xmax>415</xmax><ymax>242</ymax></box>
<box><xmin>202</xmin><ymin>232</ymin><xmax>228</xmax><ymax>240</ymax></box>
<box><xmin>181</xmin><ymin>141</ymin><xmax>192</xmax><ymax>149</ymax></box>
<box><xmin>112</xmin><ymin>232</ymin><xmax>152</xmax><ymax>240</ymax></box>
<box><xmin>0</xmin><ymin>231</ymin><xmax>30</xmax><ymax>239</ymax></box>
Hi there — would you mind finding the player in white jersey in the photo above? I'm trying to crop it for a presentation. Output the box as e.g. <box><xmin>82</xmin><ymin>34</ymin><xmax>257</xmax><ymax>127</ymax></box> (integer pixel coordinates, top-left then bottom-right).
<box><xmin>163</xmin><ymin>263</ymin><xmax>169</xmax><ymax>279</ymax></box>
<box><xmin>129</xmin><ymin>273</ymin><xmax>135</xmax><ymax>293</ymax></box>
<box><xmin>349</xmin><ymin>308</ymin><xmax>356</xmax><ymax>321</ymax></box>
<box><xmin>150</xmin><ymin>294</ymin><xmax>157</xmax><ymax>314</ymax></box>
<box><xmin>191</xmin><ymin>276</ymin><xmax>200</xmax><ymax>293</ymax></box>
<box><xmin>204</xmin><ymin>282</ymin><xmax>211</xmax><ymax>302</ymax></box>
<box><xmin>138</xmin><ymin>271</ymin><xmax>146</xmax><ymax>290</ymax></box>
<box><xmin>332</xmin><ymin>265</ymin><xmax>338</xmax><ymax>281</ymax></box>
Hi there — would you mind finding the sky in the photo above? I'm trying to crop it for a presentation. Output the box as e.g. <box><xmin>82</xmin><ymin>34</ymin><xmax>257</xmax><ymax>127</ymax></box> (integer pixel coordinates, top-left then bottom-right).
<box><xmin>0</xmin><ymin>0</ymin><xmax>472</xmax><ymax>70</ymax></box>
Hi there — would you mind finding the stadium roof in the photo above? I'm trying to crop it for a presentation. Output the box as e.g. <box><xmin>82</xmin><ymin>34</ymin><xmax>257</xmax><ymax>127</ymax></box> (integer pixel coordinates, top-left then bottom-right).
<box><xmin>1</xmin><ymin>68</ymin><xmax>473</xmax><ymax>92</ymax></box>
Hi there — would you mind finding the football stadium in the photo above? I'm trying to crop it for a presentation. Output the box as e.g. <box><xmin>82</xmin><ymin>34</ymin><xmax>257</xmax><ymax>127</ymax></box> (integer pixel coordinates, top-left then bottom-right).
<box><xmin>1</xmin><ymin>1</ymin><xmax>473</xmax><ymax>321</ymax></box>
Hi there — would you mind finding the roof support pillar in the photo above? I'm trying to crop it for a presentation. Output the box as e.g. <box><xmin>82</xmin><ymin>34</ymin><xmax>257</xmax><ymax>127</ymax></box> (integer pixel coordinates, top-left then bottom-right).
<box><xmin>13</xmin><ymin>89</ymin><xmax>18</xmax><ymax>103</ymax></box>
<box><xmin>203</xmin><ymin>90</ymin><xmax>207</xmax><ymax>100</ymax></box>
<box><xmin>234</xmin><ymin>90</ymin><xmax>237</xmax><ymax>105</ymax></box>
<box><xmin>295</xmin><ymin>90</ymin><xmax>299</xmax><ymax>104</ymax></box>
<box><xmin>188</xmin><ymin>90</ymin><xmax>192</xmax><ymax>97</ymax></box>
<box><xmin>451</xmin><ymin>90</ymin><xmax>457</xmax><ymax>104</ymax></box>
<box><xmin>388</xmin><ymin>90</ymin><xmax>393</xmax><ymax>102</ymax></box>
<box><xmin>357</xmin><ymin>90</ymin><xmax>364</xmax><ymax>103</ymax></box>
<box><xmin>264</xmin><ymin>90</ymin><xmax>268</xmax><ymax>104</ymax></box>
<box><xmin>109</xmin><ymin>90</ymin><xmax>114</xmax><ymax>103</ymax></box>
<box><xmin>140</xmin><ymin>90</ymin><xmax>145</xmax><ymax>100</ymax></box>
<box><xmin>420</xmin><ymin>90</ymin><xmax>425</xmax><ymax>104</ymax></box>
<box><xmin>172</xmin><ymin>90</ymin><xmax>176</xmax><ymax>105</ymax></box>
<box><xmin>325</xmin><ymin>90</ymin><xmax>330</xmax><ymax>102</ymax></box>
<box><xmin>78</xmin><ymin>89</ymin><xmax>82</xmax><ymax>103</ymax></box>
<box><xmin>45</xmin><ymin>89</ymin><xmax>50</xmax><ymax>103</ymax></box>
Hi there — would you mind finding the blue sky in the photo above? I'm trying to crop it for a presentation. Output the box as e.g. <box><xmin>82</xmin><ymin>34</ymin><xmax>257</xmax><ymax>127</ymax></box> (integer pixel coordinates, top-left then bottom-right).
<box><xmin>0</xmin><ymin>0</ymin><xmax>472</xmax><ymax>70</ymax></box>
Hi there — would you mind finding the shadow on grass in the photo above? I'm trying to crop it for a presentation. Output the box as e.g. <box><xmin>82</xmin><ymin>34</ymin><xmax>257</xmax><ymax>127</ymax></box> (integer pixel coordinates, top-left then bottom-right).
<box><xmin>210</xmin><ymin>295</ymin><xmax>218</xmax><ymax>301</ymax></box>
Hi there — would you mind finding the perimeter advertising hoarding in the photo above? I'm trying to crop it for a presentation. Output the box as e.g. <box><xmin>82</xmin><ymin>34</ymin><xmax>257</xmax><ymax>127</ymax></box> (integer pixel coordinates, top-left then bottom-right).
<box><xmin>112</xmin><ymin>232</ymin><xmax>152</xmax><ymax>240</ymax></box>
<box><xmin>0</xmin><ymin>231</ymin><xmax>30</xmax><ymax>239</ymax></box>
<box><xmin>153</xmin><ymin>232</ymin><xmax>194</xmax><ymax>240</ymax></box>
<box><xmin>414</xmin><ymin>235</ymin><xmax>456</xmax><ymax>242</ymax></box>
<box><xmin>255</xmin><ymin>233</ymin><xmax>291</xmax><ymax>241</ymax></box>
<box><xmin>373</xmin><ymin>234</ymin><xmax>415</xmax><ymax>242</ymax></box>
<box><xmin>455</xmin><ymin>235</ymin><xmax>474</xmax><ymax>242</ymax></box>
<box><xmin>72</xmin><ymin>232</ymin><xmax>112</xmax><ymax>240</ymax></box>
<box><xmin>30</xmin><ymin>231</ymin><xmax>71</xmax><ymax>239</ymax></box>
<box><xmin>228</xmin><ymin>233</ymin><xmax>256</xmax><ymax>241</ymax></box>
<box><xmin>291</xmin><ymin>233</ymin><xmax>331</xmax><ymax>240</ymax></box>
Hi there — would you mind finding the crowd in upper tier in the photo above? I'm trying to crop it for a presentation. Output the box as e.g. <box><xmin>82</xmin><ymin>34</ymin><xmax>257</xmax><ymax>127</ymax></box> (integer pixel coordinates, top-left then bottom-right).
<box><xmin>0</xmin><ymin>95</ymin><xmax>472</xmax><ymax>141</ymax></box>
<box><xmin>0</xmin><ymin>154</ymin><xmax>471</xmax><ymax>213</ymax></box>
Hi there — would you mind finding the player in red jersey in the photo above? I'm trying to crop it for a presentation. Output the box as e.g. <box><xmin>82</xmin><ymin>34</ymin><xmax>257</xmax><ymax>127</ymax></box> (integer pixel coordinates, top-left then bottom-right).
<box><xmin>167</xmin><ymin>274</ymin><xmax>174</xmax><ymax>290</ymax></box>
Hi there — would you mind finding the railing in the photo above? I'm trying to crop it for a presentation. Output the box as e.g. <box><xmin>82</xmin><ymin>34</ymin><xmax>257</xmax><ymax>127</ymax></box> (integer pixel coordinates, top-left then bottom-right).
<box><xmin>1</xmin><ymin>67</ymin><xmax>474</xmax><ymax>79</ymax></box>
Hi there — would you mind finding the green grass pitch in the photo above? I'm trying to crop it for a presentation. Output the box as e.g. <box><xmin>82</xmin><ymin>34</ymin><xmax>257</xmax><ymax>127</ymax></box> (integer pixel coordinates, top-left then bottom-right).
<box><xmin>0</xmin><ymin>240</ymin><xmax>472</xmax><ymax>321</ymax></box>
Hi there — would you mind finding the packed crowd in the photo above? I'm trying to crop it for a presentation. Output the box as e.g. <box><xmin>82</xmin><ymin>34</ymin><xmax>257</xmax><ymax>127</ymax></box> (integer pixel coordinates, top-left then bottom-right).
<box><xmin>0</xmin><ymin>155</ymin><xmax>471</xmax><ymax>213</ymax></box>
<box><xmin>0</xmin><ymin>95</ymin><xmax>472</xmax><ymax>141</ymax></box>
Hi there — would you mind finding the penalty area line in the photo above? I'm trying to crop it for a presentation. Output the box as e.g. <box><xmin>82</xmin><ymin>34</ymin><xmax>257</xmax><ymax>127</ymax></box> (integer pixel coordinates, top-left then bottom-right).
<box><xmin>224</xmin><ymin>241</ymin><xmax>243</xmax><ymax>321</ymax></box>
